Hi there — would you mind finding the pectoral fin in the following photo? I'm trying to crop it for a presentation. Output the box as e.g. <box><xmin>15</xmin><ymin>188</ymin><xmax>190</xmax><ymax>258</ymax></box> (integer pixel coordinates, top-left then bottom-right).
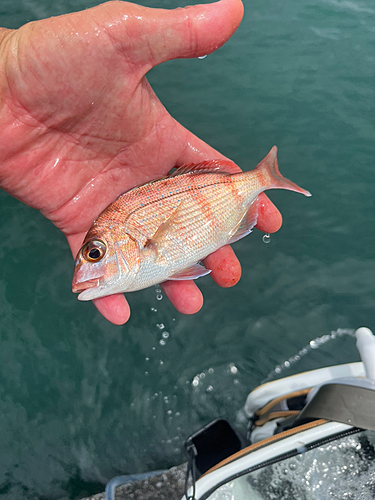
<box><xmin>227</xmin><ymin>198</ymin><xmax>259</xmax><ymax>245</ymax></box>
<box><xmin>168</xmin><ymin>263</ymin><xmax>211</xmax><ymax>281</ymax></box>
<box><xmin>145</xmin><ymin>202</ymin><xmax>183</xmax><ymax>256</ymax></box>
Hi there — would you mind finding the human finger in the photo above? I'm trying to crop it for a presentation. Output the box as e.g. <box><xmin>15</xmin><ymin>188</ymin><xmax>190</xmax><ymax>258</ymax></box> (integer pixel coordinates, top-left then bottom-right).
<box><xmin>93</xmin><ymin>294</ymin><xmax>131</xmax><ymax>325</ymax></box>
<box><xmin>203</xmin><ymin>245</ymin><xmax>241</xmax><ymax>288</ymax></box>
<box><xmin>112</xmin><ymin>0</ymin><xmax>244</xmax><ymax>69</ymax></box>
<box><xmin>255</xmin><ymin>193</ymin><xmax>283</xmax><ymax>233</ymax></box>
<box><xmin>161</xmin><ymin>280</ymin><xmax>203</xmax><ymax>314</ymax></box>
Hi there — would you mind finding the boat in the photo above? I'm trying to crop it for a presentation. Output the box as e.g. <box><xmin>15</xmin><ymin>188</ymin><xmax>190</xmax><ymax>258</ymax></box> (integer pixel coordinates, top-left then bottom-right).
<box><xmin>181</xmin><ymin>327</ymin><xmax>375</xmax><ymax>499</ymax></box>
<box><xmin>104</xmin><ymin>327</ymin><xmax>375</xmax><ymax>500</ymax></box>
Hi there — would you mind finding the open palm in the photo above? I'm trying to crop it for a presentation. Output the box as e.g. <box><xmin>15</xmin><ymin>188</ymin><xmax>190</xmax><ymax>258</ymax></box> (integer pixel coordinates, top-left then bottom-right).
<box><xmin>0</xmin><ymin>0</ymin><xmax>281</xmax><ymax>324</ymax></box>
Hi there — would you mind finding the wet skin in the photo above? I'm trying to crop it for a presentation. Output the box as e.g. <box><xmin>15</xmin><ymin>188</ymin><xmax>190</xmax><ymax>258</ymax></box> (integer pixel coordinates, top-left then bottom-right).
<box><xmin>0</xmin><ymin>0</ymin><xmax>281</xmax><ymax>324</ymax></box>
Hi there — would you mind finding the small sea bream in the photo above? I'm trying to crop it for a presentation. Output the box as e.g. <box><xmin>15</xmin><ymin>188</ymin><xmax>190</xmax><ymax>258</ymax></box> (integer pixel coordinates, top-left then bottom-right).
<box><xmin>72</xmin><ymin>147</ymin><xmax>310</xmax><ymax>300</ymax></box>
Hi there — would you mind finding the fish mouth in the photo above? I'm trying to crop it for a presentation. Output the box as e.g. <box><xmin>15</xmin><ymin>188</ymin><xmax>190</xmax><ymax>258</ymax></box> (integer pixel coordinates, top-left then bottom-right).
<box><xmin>72</xmin><ymin>278</ymin><xmax>101</xmax><ymax>294</ymax></box>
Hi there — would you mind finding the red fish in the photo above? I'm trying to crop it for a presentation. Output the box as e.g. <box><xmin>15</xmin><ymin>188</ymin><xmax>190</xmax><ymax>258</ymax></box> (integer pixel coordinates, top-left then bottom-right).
<box><xmin>72</xmin><ymin>147</ymin><xmax>310</xmax><ymax>300</ymax></box>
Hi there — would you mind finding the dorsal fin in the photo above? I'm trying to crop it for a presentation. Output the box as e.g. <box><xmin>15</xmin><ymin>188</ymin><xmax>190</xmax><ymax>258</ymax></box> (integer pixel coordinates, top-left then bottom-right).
<box><xmin>168</xmin><ymin>160</ymin><xmax>238</xmax><ymax>177</ymax></box>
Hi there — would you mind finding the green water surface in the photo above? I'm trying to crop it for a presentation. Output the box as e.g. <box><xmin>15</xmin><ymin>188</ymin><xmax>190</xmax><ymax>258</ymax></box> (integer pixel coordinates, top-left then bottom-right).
<box><xmin>0</xmin><ymin>0</ymin><xmax>374</xmax><ymax>498</ymax></box>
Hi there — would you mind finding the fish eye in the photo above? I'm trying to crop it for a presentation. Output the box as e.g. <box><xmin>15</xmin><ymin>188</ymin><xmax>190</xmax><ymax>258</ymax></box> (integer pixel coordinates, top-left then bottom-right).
<box><xmin>82</xmin><ymin>240</ymin><xmax>106</xmax><ymax>262</ymax></box>
<box><xmin>89</xmin><ymin>248</ymin><xmax>101</xmax><ymax>260</ymax></box>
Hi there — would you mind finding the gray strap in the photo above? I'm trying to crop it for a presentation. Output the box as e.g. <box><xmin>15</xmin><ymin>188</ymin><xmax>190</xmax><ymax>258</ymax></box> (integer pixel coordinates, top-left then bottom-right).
<box><xmin>296</xmin><ymin>383</ymin><xmax>375</xmax><ymax>431</ymax></box>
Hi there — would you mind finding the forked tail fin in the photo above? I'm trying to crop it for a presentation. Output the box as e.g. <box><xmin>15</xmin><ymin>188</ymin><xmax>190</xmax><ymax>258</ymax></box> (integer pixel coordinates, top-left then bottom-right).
<box><xmin>256</xmin><ymin>146</ymin><xmax>311</xmax><ymax>197</ymax></box>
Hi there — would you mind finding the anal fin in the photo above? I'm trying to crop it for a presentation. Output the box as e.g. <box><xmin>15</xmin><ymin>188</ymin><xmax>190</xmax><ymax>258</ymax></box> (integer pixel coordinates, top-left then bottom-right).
<box><xmin>168</xmin><ymin>263</ymin><xmax>211</xmax><ymax>281</ymax></box>
<box><xmin>227</xmin><ymin>198</ymin><xmax>259</xmax><ymax>245</ymax></box>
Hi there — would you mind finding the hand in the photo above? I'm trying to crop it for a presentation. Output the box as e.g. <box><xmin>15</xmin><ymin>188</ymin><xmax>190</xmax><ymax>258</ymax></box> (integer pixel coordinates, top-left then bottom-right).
<box><xmin>0</xmin><ymin>0</ymin><xmax>281</xmax><ymax>324</ymax></box>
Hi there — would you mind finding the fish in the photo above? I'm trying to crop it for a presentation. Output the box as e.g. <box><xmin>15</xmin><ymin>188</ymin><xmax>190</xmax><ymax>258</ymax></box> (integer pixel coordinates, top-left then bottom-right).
<box><xmin>72</xmin><ymin>147</ymin><xmax>311</xmax><ymax>301</ymax></box>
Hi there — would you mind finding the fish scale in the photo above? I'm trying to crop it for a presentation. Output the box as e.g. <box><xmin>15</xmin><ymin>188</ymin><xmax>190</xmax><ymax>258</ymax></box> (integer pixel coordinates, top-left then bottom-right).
<box><xmin>72</xmin><ymin>147</ymin><xmax>311</xmax><ymax>300</ymax></box>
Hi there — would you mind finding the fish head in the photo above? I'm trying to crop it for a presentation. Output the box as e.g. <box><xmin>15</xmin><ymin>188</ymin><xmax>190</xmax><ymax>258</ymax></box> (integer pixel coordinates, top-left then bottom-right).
<box><xmin>72</xmin><ymin>228</ymin><xmax>140</xmax><ymax>301</ymax></box>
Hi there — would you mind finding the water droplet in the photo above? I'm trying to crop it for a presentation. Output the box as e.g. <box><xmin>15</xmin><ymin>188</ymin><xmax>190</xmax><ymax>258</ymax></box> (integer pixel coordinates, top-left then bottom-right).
<box><xmin>156</xmin><ymin>294</ymin><xmax>163</xmax><ymax>301</ymax></box>
<box><xmin>156</xmin><ymin>323</ymin><xmax>165</xmax><ymax>330</ymax></box>
<box><xmin>151</xmin><ymin>307</ymin><xmax>157</xmax><ymax>312</ymax></box>
<box><xmin>198</xmin><ymin>54</ymin><xmax>207</xmax><ymax>59</ymax></box>
<box><xmin>162</xmin><ymin>331</ymin><xmax>170</xmax><ymax>339</ymax></box>
<box><xmin>159</xmin><ymin>339</ymin><xmax>166</xmax><ymax>346</ymax></box>
<box><xmin>206</xmin><ymin>385</ymin><xmax>213</xmax><ymax>392</ymax></box>
<box><xmin>167</xmin><ymin>409</ymin><xmax>172</xmax><ymax>415</ymax></box>
<box><xmin>229</xmin><ymin>363</ymin><xmax>238</xmax><ymax>374</ymax></box>
<box><xmin>262</xmin><ymin>233</ymin><xmax>271</xmax><ymax>244</ymax></box>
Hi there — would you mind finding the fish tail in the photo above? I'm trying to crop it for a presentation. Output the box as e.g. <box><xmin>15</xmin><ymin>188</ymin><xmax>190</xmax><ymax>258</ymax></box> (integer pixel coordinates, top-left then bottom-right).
<box><xmin>256</xmin><ymin>146</ymin><xmax>311</xmax><ymax>197</ymax></box>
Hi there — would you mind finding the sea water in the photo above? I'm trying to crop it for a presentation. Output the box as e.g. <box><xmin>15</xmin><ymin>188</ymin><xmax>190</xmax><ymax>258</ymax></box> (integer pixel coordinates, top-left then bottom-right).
<box><xmin>0</xmin><ymin>0</ymin><xmax>374</xmax><ymax>498</ymax></box>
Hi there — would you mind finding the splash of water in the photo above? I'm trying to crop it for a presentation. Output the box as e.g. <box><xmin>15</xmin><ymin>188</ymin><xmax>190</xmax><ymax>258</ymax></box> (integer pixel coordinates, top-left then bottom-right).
<box><xmin>262</xmin><ymin>328</ymin><xmax>356</xmax><ymax>383</ymax></box>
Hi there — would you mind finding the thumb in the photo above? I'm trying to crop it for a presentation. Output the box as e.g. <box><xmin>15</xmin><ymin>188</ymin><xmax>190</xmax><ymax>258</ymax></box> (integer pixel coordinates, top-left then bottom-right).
<box><xmin>102</xmin><ymin>0</ymin><xmax>244</xmax><ymax>68</ymax></box>
<box><xmin>149</xmin><ymin>0</ymin><xmax>244</xmax><ymax>65</ymax></box>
